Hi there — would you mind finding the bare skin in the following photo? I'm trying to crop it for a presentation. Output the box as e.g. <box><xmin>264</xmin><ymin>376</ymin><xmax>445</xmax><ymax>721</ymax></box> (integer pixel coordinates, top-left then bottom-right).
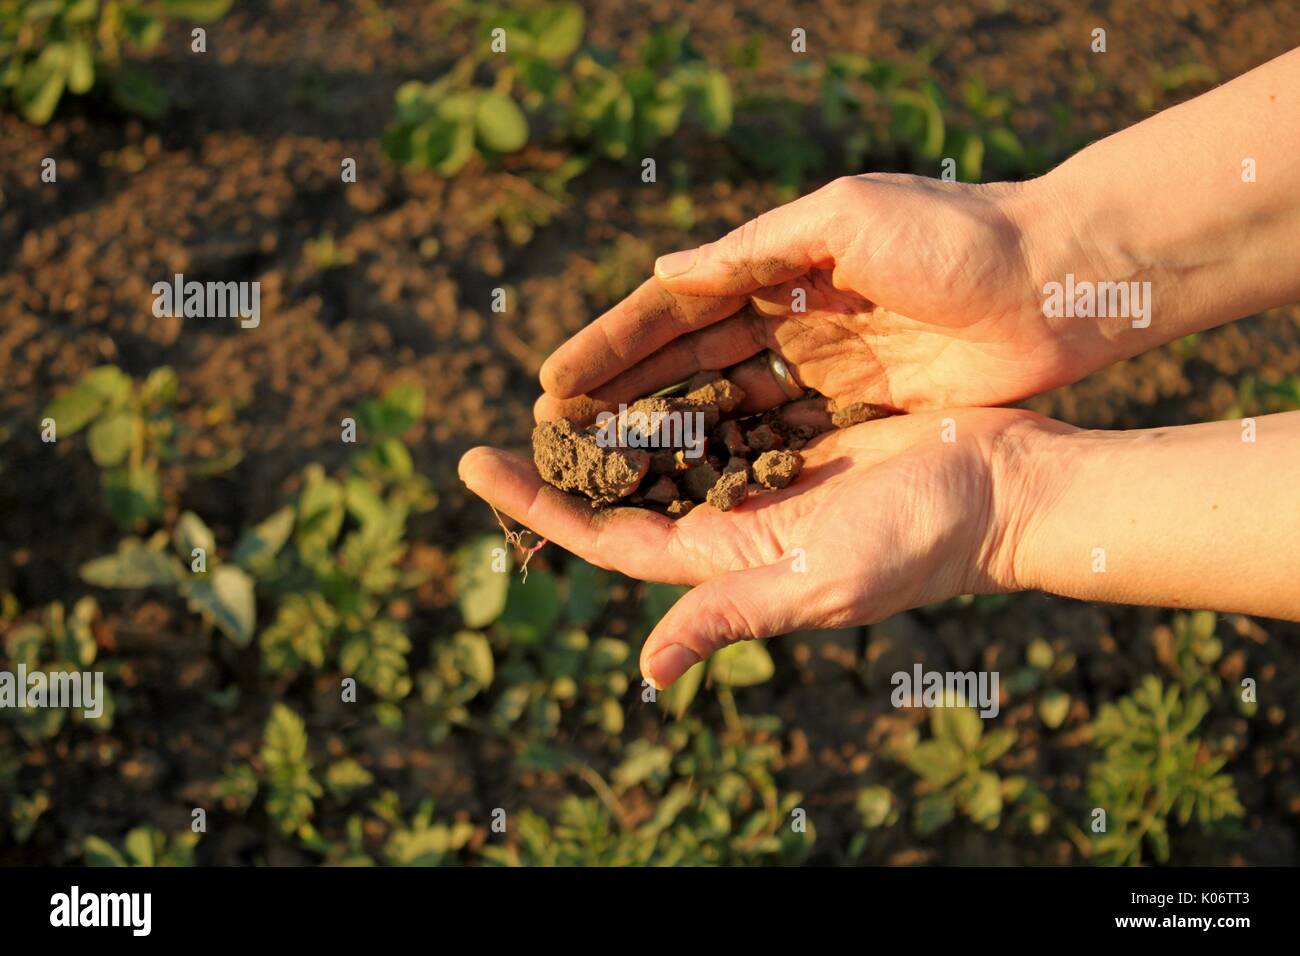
<box><xmin>463</xmin><ymin>48</ymin><xmax>1300</xmax><ymax>689</ymax></box>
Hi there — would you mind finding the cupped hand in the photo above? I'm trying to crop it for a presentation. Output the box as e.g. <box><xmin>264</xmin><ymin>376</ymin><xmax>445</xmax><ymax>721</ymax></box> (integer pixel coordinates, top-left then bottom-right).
<box><xmin>459</xmin><ymin>407</ymin><xmax>1064</xmax><ymax>689</ymax></box>
<box><xmin>536</xmin><ymin>173</ymin><xmax>1082</xmax><ymax>424</ymax></box>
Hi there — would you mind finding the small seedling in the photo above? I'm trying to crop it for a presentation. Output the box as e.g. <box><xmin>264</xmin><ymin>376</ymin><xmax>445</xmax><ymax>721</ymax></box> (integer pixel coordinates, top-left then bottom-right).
<box><xmin>900</xmin><ymin>701</ymin><xmax>1017</xmax><ymax>835</ymax></box>
<box><xmin>1</xmin><ymin>0</ymin><xmax>233</xmax><ymax>125</ymax></box>
<box><xmin>1086</xmin><ymin>676</ymin><xmax>1244</xmax><ymax>865</ymax></box>
<box><xmin>43</xmin><ymin>365</ymin><xmax>181</xmax><ymax>528</ymax></box>
<box><xmin>82</xmin><ymin>825</ymin><xmax>199</xmax><ymax>867</ymax></box>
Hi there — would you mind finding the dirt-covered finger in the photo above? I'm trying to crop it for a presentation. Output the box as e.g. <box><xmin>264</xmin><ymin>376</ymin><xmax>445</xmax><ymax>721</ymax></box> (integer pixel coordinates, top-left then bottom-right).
<box><xmin>539</xmin><ymin>278</ymin><xmax>747</xmax><ymax>399</ymax></box>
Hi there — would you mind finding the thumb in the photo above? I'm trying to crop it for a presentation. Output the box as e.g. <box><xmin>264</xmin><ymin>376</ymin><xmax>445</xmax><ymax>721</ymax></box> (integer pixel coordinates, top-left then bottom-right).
<box><xmin>653</xmin><ymin>185</ymin><xmax>838</xmax><ymax>297</ymax></box>
<box><xmin>639</xmin><ymin>556</ymin><xmax>833</xmax><ymax>689</ymax></box>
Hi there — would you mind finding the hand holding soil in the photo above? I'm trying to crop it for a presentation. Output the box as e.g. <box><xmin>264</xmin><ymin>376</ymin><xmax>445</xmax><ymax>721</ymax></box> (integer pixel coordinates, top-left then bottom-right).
<box><xmin>463</xmin><ymin>47</ymin><xmax>1300</xmax><ymax>691</ymax></box>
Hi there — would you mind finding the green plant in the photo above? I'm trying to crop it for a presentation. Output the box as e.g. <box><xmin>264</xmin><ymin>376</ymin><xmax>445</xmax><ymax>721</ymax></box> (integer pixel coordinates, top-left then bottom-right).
<box><xmin>83</xmin><ymin>825</ymin><xmax>199</xmax><ymax>866</ymax></box>
<box><xmin>486</xmin><ymin>718</ymin><xmax>813</xmax><ymax>866</ymax></box>
<box><xmin>1156</xmin><ymin>611</ymin><xmax>1223</xmax><ymax>696</ymax></box>
<box><xmin>382</xmin><ymin>5</ymin><xmax>731</xmax><ymax>176</ymax></box>
<box><xmin>1</xmin><ymin>597</ymin><xmax>114</xmax><ymax>743</ymax></box>
<box><xmin>1</xmin><ymin>0</ymin><xmax>232</xmax><ymax>125</ymax></box>
<box><xmin>1086</xmin><ymin>676</ymin><xmax>1244</xmax><ymax>865</ymax></box>
<box><xmin>416</xmin><ymin>629</ymin><xmax>494</xmax><ymax>741</ymax></box>
<box><xmin>79</xmin><ymin>384</ymin><xmax>435</xmax><ymax>719</ymax></box>
<box><xmin>258</xmin><ymin>703</ymin><xmax>322</xmax><ymax>838</ymax></box>
<box><xmin>80</xmin><ymin>512</ymin><xmax>260</xmax><ymax>646</ymax></box>
<box><xmin>564</xmin><ymin>24</ymin><xmax>731</xmax><ymax>161</ymax></box>
<box><xmin>900</xmin><ymin>703</ymin><xmax>1018</xmax><ymax>835</ymax></box>
<box><xmin>43</xmin><ymin>365</ymin><xmax>182</xmax><ymax>528</ymax></box>
<box><xmin>1224</xmin><ymin>374</ymin><xmax>1300</xmax><ymax>419</ymax></box>
<box><xmin>8</xmin><ymin>789</ymin><xmax>51</xmax><ymax>844</ymax></box>
<box><xmin>1002</xmin><ymin>637</ymin><xmax>1077</xmax><ymax>729</ymax></box>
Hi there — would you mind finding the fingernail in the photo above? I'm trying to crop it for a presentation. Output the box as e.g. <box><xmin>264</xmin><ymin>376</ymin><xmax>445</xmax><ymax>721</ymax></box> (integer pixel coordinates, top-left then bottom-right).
<box><xmin>655</xmin><ymin>249</ymin><xmax>697</xmax><ymax>278</ymax></box>
<box><xmin>646</xmin><ymin>644</ymin><xmax>701</xmax><ymax>688</ymax></box>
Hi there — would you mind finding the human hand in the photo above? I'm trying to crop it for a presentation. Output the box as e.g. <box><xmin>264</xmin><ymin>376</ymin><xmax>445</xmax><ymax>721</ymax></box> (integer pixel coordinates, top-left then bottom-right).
<box><xmin>459</xmin><ymin>407</ymin><xmax>1058</xmax><ymax>689</ymax></box>
<box><xmin>535</xmin><ymin>174</ymin><xmax>1088</xmax><ymax>423</ymax></box>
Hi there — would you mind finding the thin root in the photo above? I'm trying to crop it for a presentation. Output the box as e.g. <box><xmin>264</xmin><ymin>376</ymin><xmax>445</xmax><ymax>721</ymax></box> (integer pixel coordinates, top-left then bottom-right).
<box><xmin>490</xmin><ymin>504</ymin><xmax>547</xmax><ymax>582</ymax></box>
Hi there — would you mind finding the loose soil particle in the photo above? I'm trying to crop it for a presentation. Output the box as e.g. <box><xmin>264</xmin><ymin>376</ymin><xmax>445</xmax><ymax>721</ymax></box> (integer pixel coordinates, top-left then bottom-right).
<box><xmin>706</xmin><ymin>469</ymin><xmax>750</xmax><ymax>511</ymax></box>
<box><xmin>754</xmin><ymin>449</ymin><xmax>804</xmax><ymax>490</ymax></box>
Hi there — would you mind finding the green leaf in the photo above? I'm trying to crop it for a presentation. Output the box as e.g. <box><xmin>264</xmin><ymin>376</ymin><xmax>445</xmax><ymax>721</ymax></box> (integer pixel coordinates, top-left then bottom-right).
<box><xmin>475</xmin><ymin>92</ymin><xmax>529</xmax><ymax>153</ymax></box>
<box><xmin>1038</xmin><ymin>689</ymin><xmax>1070</xmax><ymax>729</ymax></box>
<box><xmin>642</xmin><ymin>582</ymin><xmax>687</xmax><ymax>628</ymax></box>
<box><xmin>958</xmin><ymin>131</ymin><xmax>984</xmax><ymax>182</ymax></box>
<box><xmin>450</xmin><ymin>630</ymin><xmax>494</xmax><ymax>688</ymax></box>
<box><xmin>44</xmin><ymin>366</ymin><xmax>131</xmax><ymax>434</ymax></box>
<box><xmin>709</xmin><ymin>640</ymin><xmax>774</xmax><ymax>687</ymax></box>
<box><xmin>564</xmin><ymin>560</ymin><xmax>606</xmax><ymax>626</ymax></box>
<box><xmin>694</xmin><ymin>69</ymin><xmax>732</xmax><ymax>134</ymax></box>
<box><xmin>977</xmin><ymin>727</ymin><xmax>1016</xmax><ymax>764</ymax></box>
<box><xmin>83</xmin><ymin>835</ymin><xmax>128</xmax><ymax>867</ymax></box>
<box><xmin>612</xmin><ymin>744</ymin><xmax>672</xmax><ymax>791</ymax></box>
<box><xmin>913</xmin><ymin>791</ymin><xmax>956</xmax><ymax>836</ymax></box>
<box><xmin>81</xmin><ymin>542</ymin><xmax>183</xmax><ymax>589</ymax></box>
<box><xmin>532</xmin><ymin>2</ymin><xmax>584</xmax><ymax>60</ymax></box>
<box><xmin>66</xmin><ymin>38</ymin><xmax>95</xmax><ymax>95</ymax></box>
<box><xmin>960</xmin><ymin>770</ymin><xmax>1003</xmax><ymax>827</ymax></box>
<box><xmin>356</xmin><ymin>384</ymin><xmax>424</xmax><ymax>438</ymax></box>
<box><xmin>87</xmin><ymin>411</ymin><xmax>135</xmax><ymax>467</ymax></box>
<box><xmin>325</xmin><ymin>758</ymin><xmax>374</xmax><ymax>798</ymax></box>
<box><xmin>985</xmin><ymin>126</ymin><xmax>1025</xmax><ymax>165</ymax></box>
<box><xmin>904</xmin><ymin>739</ymin><xmax>965</xmax><ymax>787</ymax></box>
<box><xmin>160</xmin><ymin>0</ymin><xmax>234</xmax><ymax>21</ymax></box>
<box><xmin>855</xmin><ymin>785</ymin><xmax>896</xmax><ymax>829</ymax></box>
<box><xmin>16</xmin><ymin>44</ymin><xmax>66</xmax><ymax>125</ymax></box>
<box><xmin>498</xmin><ymin>569</ymin><xmax>562</xmax><ymax>644</ymax></box>
<box><xmin>140</xmin><ymin>367</ymin><xmax>179</xmax><ymax>406</ymax></box>
<box><xmin>121</xmin><ymin>9</ymin><xmax>165</xmax><ymax>47</ymax></box>
<box><xmin>181</xmin><ymin>565</ymin><xmax>256</xmax><ymax>646</ymax></box>
<box><xmin>295</xmin><ymin>465</ymin><xmax>345</xmax><ymax>568</ymax></box>
<box><xmin>453</xmin><ymin>534</ymin><xmax>510</xmax><ymax>628</ymax></box>
<box><xmin>232</xmin><ymin>506</ymin><xmax>295</xmax><ymax>573</ymax></box>
<box><xmin>102</xmin><ymin>465</ymin><xmax>164</xmax><ymax>527</ymax></box>
<box><xmin>111</xmin><ymin>64</ymin><xmax>168</xmax><ymax>119</ymax></box>
<box><xmin>173</xmin><ymin>510</ymin><xmax>217</xmax><ymax>564</ymax></box>
<box><xmin>263</xmin><ymin>703</ymin><xmax>310</xmax><ymax>769</ymax></box>
<box><xmin>124</xmin><ymin>827</ymin><xmax>158</xmax><ymax>866</ymax></box>
<box><xmin>658</xmin><ymin>653</ymin><xmax>703</xmax><ymax>718</ymax></box>
<box><xmin>932</xmin><ymin>705</ymin><xmax>983</xmax><ymax>752</ymax></box>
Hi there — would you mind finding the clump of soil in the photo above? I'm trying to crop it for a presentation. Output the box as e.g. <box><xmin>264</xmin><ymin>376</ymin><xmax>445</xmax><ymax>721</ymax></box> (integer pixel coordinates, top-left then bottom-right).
<box><xmin>532</xmin><ymin>369</ymin><xmax>898</xmax><ymax>516</ymax></box>
<box><xmin>532</xmin><ymin>418</ymin><xmax>651</xmax><ymax>505</ymax></box>
<box><xmin>706</xmin><ymin>469</ymin><xmax>749</xmax><ymax>511</ymax></box>
<box><xmin>753</xmin><ymin>450</ymin><xmax>804</xmax><ymax>490</ymax></box>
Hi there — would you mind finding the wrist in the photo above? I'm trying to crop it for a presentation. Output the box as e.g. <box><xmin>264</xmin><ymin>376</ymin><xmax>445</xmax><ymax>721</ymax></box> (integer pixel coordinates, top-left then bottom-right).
<box><xmin>977</xmin><ymin>410</ymin><xmax>1081</xmax><ymax>596</ymax></box>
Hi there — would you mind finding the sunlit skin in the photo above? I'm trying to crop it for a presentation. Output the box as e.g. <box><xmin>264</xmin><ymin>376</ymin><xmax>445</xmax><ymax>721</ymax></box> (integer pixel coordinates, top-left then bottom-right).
<box><xmin>463</xmin><ymin>48</ymin><xmax>1300</xmax><ymax>689</ymax></box>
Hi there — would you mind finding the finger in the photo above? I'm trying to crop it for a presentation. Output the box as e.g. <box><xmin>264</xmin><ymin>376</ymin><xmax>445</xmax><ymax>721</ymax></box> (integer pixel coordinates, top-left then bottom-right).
<box><xmin>639</xmin><ymin>556</ymin><xmax>837</xmax><ymax>689</ymax></box>
<box><xmin>725</xmin><ymin>352</ymin><xmax>804</xmax><ymax>413</ymax></box>
<box><xmin>533</xmin><ymin>346</ymin><xmax>801</xmax><ymax>425</ymax></box>
<box><xmin>539</xmin><ymin>278</ymin><xmax>747</xmax><ymax>399</ymax></box>
<box><xmin>533</xmin><ymin>392</ymin><xmax>619</xmax><ymax>427</ymax></box>
<box><xmin>458</xmin><ymin>446</ymin><xmax>712</xmax><ymax>584</ymax></box>
<box><xmin>653</xmin><ymin>182</ymin><xmax>842</xmax><ymax>298</ymax></box>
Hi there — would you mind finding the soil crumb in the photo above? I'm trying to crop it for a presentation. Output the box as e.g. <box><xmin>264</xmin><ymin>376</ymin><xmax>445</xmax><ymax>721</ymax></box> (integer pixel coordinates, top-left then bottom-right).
<box><xmin>707</xmin><ymin>470</ymin><xmax>749</xmax><ymax>511</ymax></box>
<box><xmin>532</xmin><ymin>419</ymin><xmax>650</xmax><ymax>506</ymax></box>
<box><xmin>753</xmin><ymin>449</ymin><xmax>804</xmax><ymax>490</ymax></box>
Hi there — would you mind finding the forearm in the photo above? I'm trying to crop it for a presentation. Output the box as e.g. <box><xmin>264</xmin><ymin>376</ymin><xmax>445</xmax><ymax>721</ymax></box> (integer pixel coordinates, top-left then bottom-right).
<box><xmin>1007</xmin><ymin>411</ymin><xmax>1300</xmax><ymax>621</ymax></box>
<box><xmin>1019</xmin><ymin>47</ymin><xmax>1300</xmax><ymax>369</ymax></box>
